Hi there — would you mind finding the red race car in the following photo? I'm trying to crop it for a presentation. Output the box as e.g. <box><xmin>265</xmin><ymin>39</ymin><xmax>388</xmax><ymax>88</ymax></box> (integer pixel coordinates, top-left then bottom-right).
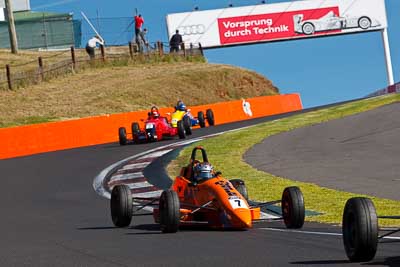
<box><xmin>118</xmin><ymin>106</ymin><xmax>186</xmax><ymax>145</ymax></box>
<box><xmin>109</xmin><ymin>146</ymin><xmax>305</xmax><ymax>233</ymax></box>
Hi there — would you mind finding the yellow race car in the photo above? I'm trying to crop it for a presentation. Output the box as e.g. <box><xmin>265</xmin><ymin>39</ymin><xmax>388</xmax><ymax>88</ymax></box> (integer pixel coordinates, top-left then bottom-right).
<box><xmin>170</xmin><ymin>101</ymin><xmax>215</xmax><ymax>135</ymax></box>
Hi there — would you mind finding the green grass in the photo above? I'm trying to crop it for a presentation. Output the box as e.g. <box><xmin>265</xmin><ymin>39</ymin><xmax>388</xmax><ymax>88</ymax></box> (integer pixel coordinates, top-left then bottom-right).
<box><xmin>167</xmin><ymin>93</ymin><xmax>400</xmax><ymax>226</ymax></box>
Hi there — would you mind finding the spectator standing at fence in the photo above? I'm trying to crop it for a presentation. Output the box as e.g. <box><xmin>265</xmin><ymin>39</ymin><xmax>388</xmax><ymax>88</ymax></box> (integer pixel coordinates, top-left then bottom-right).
<box><xmin>85</xmin><ymin>35</ymin><xmax>104</xmax><ymax>59</ymax></box>
<box><xmin>134</xmin><ymin>14</ymin><xmax>144</xmax><ymax>37</ymax></box>
<box><xmin>136</xmin><ymin>28</ymin><xmax>148</xmax><ymax>53</ymax></box>
<box><xmin>169</xmin><ymin>29</ymin><xmax>183</xmax><ymax>53</ymax></box>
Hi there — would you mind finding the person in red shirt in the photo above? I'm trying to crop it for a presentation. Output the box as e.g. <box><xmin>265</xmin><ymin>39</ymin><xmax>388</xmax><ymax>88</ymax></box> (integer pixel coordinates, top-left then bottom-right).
<box><xmin>134</xmin><ymin>14</ymin><xmax>144</xmax><ymax>37</ymax></box>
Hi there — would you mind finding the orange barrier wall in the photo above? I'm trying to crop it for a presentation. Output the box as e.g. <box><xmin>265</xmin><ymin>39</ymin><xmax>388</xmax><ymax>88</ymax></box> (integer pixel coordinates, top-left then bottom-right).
<box><xmin>0</xmin><ymin>94</ymin><xmax>302</xmax><ymax>159</ymax></box>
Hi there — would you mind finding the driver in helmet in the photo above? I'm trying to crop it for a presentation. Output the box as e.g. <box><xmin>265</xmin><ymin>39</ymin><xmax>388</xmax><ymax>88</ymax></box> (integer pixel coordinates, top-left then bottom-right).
<box><xmin>193</xmin><ymin>162</ymin><xmax>215</xmax><ymax>183</ymax></box>
<box><xmin>175</xmin><ymin>100</ymin><xmax>187</xmax><ymax>112</ymax></box>
<box><xmin>149</xmin><ymin>106</ymin><xmax>160</xmax><ymax>119</ymax></box>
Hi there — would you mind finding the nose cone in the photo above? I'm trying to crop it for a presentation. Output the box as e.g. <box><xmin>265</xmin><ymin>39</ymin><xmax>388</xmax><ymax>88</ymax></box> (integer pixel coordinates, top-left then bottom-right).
<box><xmin>234</xmin><ymin>208</ymin><xmax>252</xmax><ymax>229</ymax></box>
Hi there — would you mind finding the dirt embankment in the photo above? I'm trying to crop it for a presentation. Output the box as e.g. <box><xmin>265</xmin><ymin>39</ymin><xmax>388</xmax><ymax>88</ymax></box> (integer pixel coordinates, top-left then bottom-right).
<box><xmin>0</xmin><ymin>61</ymin><xmax>279</xmax><ymax>128</ymax></box>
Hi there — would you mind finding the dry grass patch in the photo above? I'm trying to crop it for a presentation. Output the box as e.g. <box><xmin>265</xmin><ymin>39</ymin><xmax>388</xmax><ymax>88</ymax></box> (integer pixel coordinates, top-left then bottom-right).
<box><xmin>0</xmin><ymin>61</ymin><xmax>278</xmax><ymax>128</ymax></box>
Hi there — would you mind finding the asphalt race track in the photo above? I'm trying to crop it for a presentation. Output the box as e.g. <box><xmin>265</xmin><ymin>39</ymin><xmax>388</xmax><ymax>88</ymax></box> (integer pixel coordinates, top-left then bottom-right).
<box><xmin>1</xmin><ymin>106</ymin><xmax>400</xmax><ymax>266</ymax></box>
<box><xmin>245</xmin><ymin>102</ymin><xmax>400</xmax><ymax>201</ymax></box>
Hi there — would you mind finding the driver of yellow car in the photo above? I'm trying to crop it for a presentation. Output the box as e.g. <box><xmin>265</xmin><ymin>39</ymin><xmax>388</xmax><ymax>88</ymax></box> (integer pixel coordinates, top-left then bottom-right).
<box><xmin>175</xmin><ymin>100</ymin><xmax>187</xmax><ymax>112</ymax></box>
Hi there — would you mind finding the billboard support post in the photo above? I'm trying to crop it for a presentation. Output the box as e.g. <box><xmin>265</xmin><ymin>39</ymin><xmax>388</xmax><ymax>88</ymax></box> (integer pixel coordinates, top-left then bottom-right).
<box><xmin>381</xmin><ymin>28</ymin><xmax>394</xmax><ymax>86</ymax></box>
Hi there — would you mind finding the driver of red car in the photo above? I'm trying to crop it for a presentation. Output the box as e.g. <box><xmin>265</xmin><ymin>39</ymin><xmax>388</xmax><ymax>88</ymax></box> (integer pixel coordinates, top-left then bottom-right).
<box><xmin>193</xmin><ymin>162</ymin><xmax>215</xmax><ymax>183</ymax></box>
<box><xmin>148</xmin><ymin>106</ymin><xmax>160</xmax><ymax>119</ymax></box>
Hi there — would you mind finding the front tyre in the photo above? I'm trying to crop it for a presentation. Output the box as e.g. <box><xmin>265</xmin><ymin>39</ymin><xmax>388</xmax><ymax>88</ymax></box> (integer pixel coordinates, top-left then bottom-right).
<box><xmin>281</xmin><ymin>186</ymin><xmax>305</xmax><ymax>229</ymax></box>
<box><xmin>342</xmin><ymin>197</ymin><xmax>378</xmax><ymax>262</ymax></box>
<box><xmin>159</xmin><ymin>190</ymin><xmax>180</xmax><ymax>233</ymax></box>
<box><xmin>110</xmin><ymin>185</ymin><xmax>132</xmax><ymax>227</ymax></box>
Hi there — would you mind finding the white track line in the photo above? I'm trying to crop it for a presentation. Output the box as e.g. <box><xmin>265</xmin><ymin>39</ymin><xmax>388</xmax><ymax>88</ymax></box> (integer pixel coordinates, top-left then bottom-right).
<box><xmin>260</xmin><ymin>227</ymin><xmax>400</xmax><ymax>240</ymax></box>
<box><xmin>261</xmin><ymin>227</ymin><xmax>342</xmax><ymax>236</ymax></box>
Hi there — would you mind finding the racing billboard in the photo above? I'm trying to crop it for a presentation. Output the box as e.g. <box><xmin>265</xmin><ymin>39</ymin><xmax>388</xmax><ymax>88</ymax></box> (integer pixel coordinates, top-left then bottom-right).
<box><xmin>166</xmin><ymin>0</ymin><xmax>387</xmax><ymax>48</ymax></box>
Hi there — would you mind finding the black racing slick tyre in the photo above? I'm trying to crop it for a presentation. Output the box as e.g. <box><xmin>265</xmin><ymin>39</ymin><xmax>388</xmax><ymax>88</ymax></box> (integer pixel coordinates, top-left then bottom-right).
<box><xmin>159</xmin><ymin>190</ymin><xmax>180</xmax><ymax>233</ymax></box>
<box><xmin>118</xmin><ymin>127</ymin><xmax>127</xmax><ymax>146</ymax></box>
<box><xmin>131</xmin><ymin>122</ymin><xmax>140</xmax><ymax>135</ymax></box>
<box><xmin>229</xmin><ymin>179</ymin><xmax>248</xmax><ymax>201</ymax></box>
<box><xmin>282</xmin><ymin>186</ymin><xmax>305</xmax><ymax>229</ymax></box>
<box><xmin>198</xmin><ymin>111</ymin><xmax>206</xmax><ymax>128</ymax></box>
<box><xmin>177</xmin><ymin>120</ymin><xmax>186</xmax><ymax>139</ymax></box>
<box><xmin>342</xmin><ymin>197</ymin><xmax>378</xmax><ymax>262</ymax></box>
<box><xmin>183</xmin><ymin>116</ymin><xmax>192</xmax><ymax>135</ymax></box>
<box><xmin>110</xmin><ymin>185</ymin><xmax>133</xmax><ymax>227</ymax></box>
<box><xmin>206</xmin><ymin>109</ymin><xmax>215</xmax><ymax>126</ymax></box>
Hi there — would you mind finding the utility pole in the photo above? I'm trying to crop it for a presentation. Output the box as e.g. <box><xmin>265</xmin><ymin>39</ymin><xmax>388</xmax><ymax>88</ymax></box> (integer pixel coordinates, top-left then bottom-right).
<box><xmin>5</xmin><ymin>0</ymin><xmax>18</xmax><ymax>54</ymax></box>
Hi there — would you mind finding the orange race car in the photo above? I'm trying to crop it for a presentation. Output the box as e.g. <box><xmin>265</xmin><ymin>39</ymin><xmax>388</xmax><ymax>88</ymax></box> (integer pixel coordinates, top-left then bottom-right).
<box><xmin>110</xmin><ymin>146</ymin><xmax>305</xmax><ymax>233</ymax></box>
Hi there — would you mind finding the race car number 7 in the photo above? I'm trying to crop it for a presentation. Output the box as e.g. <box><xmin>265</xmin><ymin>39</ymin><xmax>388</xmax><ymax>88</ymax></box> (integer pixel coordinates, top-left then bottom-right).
<box><xmin>229</xmin><ymin>199</ymin><xmax>246</xmax><ymax>209</ymax></box>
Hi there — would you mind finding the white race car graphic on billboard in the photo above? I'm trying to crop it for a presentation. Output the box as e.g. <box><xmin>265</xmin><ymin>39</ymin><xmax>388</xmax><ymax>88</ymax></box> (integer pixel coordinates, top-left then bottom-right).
<box><xmin>293</xmin><ymin>11</ymin><xmax>381</xmax><ymax>35</ymax></box>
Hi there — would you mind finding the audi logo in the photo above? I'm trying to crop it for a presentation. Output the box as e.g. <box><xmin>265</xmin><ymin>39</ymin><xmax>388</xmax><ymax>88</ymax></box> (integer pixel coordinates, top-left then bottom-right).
<box><xmin>177</xmin><ymin>24</ymin><xmax>206</xmax><ymax>35</ymax></box>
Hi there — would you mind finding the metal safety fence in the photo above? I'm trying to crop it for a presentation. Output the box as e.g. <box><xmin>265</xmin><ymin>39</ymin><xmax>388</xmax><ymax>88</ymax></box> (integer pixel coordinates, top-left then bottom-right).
<box><xmin>0</xmin><ymin>42</ymin><xmax>204</xmax><ymax>90</ymax></box>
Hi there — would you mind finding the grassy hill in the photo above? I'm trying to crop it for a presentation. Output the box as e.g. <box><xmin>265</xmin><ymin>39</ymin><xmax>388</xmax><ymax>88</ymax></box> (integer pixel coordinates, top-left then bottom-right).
<box><xmin>0</xmin><ymin>50</ymin><xmax>279</xmax><ymax>128</ymax></box>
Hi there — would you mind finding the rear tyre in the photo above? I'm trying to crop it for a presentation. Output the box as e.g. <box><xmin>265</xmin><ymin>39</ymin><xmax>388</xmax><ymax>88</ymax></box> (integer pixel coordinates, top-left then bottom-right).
<box><xmin>183</xmin><ymin>116</ymin><xmax>192</xmax><ymax>135</ymax></box>
<box><xmin>159</xmin><ymin>190</ymin><xmax>180</xmax><ymax>233</ymax></box>
<box><xmin>131</xmin><ymin>122</ymin><xmax>140</xmax><ymax>143</ymax></box>
<box><xmin>131</xmin><ymin>122</ymin><xmax>140</xmax><ymax>135</ymax></box>
<box><xmin>110</xmin><ymin>185</ymin><xmax>132</xmax><ymax>227</ymax></box>
<box><xmin>198</xmin><ymin>111</ymin><xmax>206</xmax><ymax>128</ymax></box>
<box><xmin>229</xmin><ymin>179</ymin><xmax>248</xmax><ymax>201</ymax></box>
<box><xmin>342</xmin><ymin>197</ymin><xmax>378</xmax><ymax>262</ymax></box>
<box><xmin>177</xmin><ymin>120</ymin><xmax>186</xmax><ymax>139</ymax></box>
<box><xmin>118</xmin><ymin>127</ymin><xmax>127</xmax><ymax>146</ymax></box>
<box><xmin>282</xmin><ymin>186</ymin><xmax>305</xmax><ymax>229</ymax></box>
<box><xmin>206</xmin><ymin>109</ymin><xmax>215</xmax><ymax>126</ymax></box>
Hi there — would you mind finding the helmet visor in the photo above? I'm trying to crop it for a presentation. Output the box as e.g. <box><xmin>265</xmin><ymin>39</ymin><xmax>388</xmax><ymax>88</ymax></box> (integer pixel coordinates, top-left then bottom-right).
<box><xmin>199</xmin><ymin>171</ymin><xmax>213</xmax><ymax>179</ymax></box>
